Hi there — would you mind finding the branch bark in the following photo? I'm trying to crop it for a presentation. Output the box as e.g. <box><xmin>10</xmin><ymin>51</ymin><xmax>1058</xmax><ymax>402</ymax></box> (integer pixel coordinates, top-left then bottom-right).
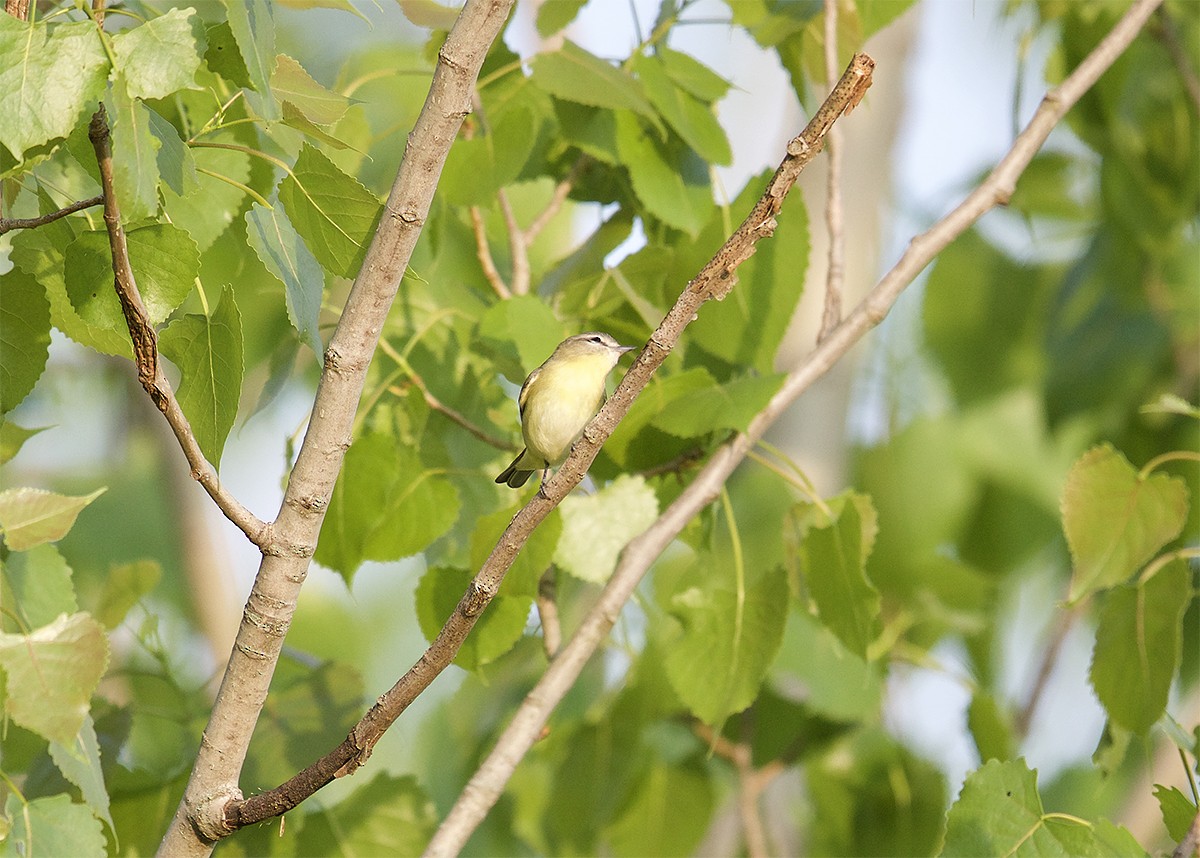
<box><xmin>87</xmin><ymin>108</ymin><xmax>268</xmax><ymax>549</ymax></box>
<box><xmin>0</xmin><ymin>195</ymin><xmax>103</xmax><ymax>235</ymax></box>
<box><xmin>156</xmin><ymin>1</ymin><xmax>516</xmax><ymax>853</ymax></box>
<box><xmin>423</xmin><ymin>1</ymin><xmax>1164</xmax><ymax>851</ymax></box>
<box><xmin>818</xmin><ymin>0</ymin><xmax>845</xmax><ymax>342</ymax></box>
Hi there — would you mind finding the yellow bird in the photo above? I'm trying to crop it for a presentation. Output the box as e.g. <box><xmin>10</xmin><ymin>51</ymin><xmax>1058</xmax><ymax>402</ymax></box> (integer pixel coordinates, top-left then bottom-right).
<box><xmin>495</xmin><ymin>332</ymin><xmax>636</xmax><ymax>488</ymax></box>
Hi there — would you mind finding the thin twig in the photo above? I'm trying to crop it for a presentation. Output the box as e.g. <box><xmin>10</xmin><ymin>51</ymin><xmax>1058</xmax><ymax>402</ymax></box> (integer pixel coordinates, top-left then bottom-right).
<box><xmin>425</xmin><ymin>2</ymin><xmax>1165</xmax><ymax>850</ymax></box>
<box><xmin>0</xmin><ymin>195</ymin><xmax>103</xmax><ymax>236</ymax></box>
<box><xmin>692</xmin><ymin>721</ymin><xmax>771</xmax><ymax>858</ymax></box>
<box><xmin>497</xmin><ymin>188</ymin><xmax>530</xmax><ymax>295</ymax></box>
<box><xmin>470</xmin><ymin>205</ymin><xmax>512</xmax><ymax>298</ymax></box>
<box><xmin>818</xmin><ymin>0</ymin><xmax>845</xmax><ymax>342</ymax></box>
<box><xmin>87</xmin><ymin>107</ymin><xmax>268</xmax><ymax>550</ymax></box>
<box><xmin>1015</xmin><ymin>602</ymin><xmax>1083</xmax><ymax>738</ymax></box>
<box><xmin>524</xmin><ymin>156</ymin><xmax>587</xmax><ymax>243</ymax></box>
<box><xmin>1154</xmin><ymin>6</ymin><xmax>1200</xmax><ymax>112</ymax></box>
<box><xmin>536</xmin><ymin>568</ymin><xmax>561</xmax><ymax>659</ymax></box>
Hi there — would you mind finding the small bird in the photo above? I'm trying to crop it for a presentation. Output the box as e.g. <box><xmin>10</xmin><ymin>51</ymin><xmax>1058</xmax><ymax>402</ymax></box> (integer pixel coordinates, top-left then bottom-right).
<box><xmin>495</xmin><ymin>332</ymin><xmax>636</xmax><ymax>488</ymax></box>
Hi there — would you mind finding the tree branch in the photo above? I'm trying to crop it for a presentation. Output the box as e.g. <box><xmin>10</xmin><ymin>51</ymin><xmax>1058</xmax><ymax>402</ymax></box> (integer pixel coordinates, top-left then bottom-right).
<box><xmin>523</xmin><ymin>156</ymin><xmax>586</xmax><ymax>243</ymax></box>
<box><xmin>536</xmin><ymin>567</ymin><xmax>561</xmax><ymax>659</ymax></box>
<box><xmin>87</xmin><ymin>107</ymin><xmax>269</xmax><ymax>549</ymax></box>
<box><xmin>469</xmin><ymin>205</ymin><xmax>511</xmax><ymax>298</ymax></box>
<box><xmin>497</xmin><ymin>188</ymin><xmax>530</xmax><ymax>295</ymax></box>
<box><xmin>818</xmin><ymin>0</ymin><xmax>845</xmax><ymax>342</ymax></box>
<box><xmin>0</xmin><ymin>195</ymin><xmax>103</xmax><ymax>236</ymax></box>
<box><xmin>423</xmin><ymin>1</ymin><xmax>1165</xmax><ymax>851</ymax></box>
<box><xmin>158</xmin><ymin>1</ymin><xmax>518</xmax><ymax>853</ymax></box>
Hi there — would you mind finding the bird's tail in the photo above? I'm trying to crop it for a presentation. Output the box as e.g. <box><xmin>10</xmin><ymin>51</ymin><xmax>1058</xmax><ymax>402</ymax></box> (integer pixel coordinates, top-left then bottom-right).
<box><xmin>495</xmin><ymin>450</ymin><xmax>534</xmax><ymax>488</ymax></box>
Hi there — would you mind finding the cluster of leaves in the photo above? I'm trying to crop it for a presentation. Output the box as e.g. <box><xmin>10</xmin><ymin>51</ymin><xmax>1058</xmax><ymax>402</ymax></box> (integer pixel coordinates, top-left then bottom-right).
<box><xmin>0</xmin><ymin>0</ymin><xmax>1196</xmax><ymax>856</ymax></box>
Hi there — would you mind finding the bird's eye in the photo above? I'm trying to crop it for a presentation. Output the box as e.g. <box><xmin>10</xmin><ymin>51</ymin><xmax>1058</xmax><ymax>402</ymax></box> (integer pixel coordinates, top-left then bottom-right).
<box><xmin>589</xmin><ymin>335</ymin><xmax>603</xmax><ymax>344</ymax></box>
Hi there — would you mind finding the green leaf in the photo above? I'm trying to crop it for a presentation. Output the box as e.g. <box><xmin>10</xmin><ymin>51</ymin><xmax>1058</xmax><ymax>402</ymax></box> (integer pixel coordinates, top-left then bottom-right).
<box><xmin>967</xmin><ymin>690</ymin><xmax>1018</xmax><ymax>764</ymax></box>
<box><xmin>95</xmin><ymin>560</ymin><xmax>161</xmax><ymax>629</ymax></box>
<box><xmin>1089</xmin><ymin>559</ymin><xmax>1191</xmax><ymax>734</ymax></box>
<box><xmin>108</xmin><ymin>81</ymin><xmax>162</xmax><ymax>221</ymax></box>
<box><xmin>776</xmin><ymin>610</ymin><xmax>882</xmax><ymax>722</ymax></box>
<box><xmin>615</xmin><ymin>110</ymin><xmax>712</xmax><ymax>236</ymax></box>
<box><xmin>656</xmin><ymin>46</ymin><xmax>731</xmax><ymax>102</ymax></box>
<box><xmin>469</xmin><ymin>504</ymin><xmax>562</xmax><ymax>596</ymax></box>
<box><xmin>0</xmin><ymin>421</ymin><xmax>46</xmax><ymax>465</ymax></box>
<box><xmin>940</xmin><ymin>759</ymin><xmax>1143</xmax><ymax>857</ymax></box>
<box><xmin>145</xmin><ymin>105</ymin><xmax>198</xmax><ymax>196</ymax></box>
<box><xmin>64</xmin><ymin>224</ymin><xmax>200</xmax><ymax>338</ymax></box>
<box><xmin>661</xmin><ymin>561</ymin><xmax>788</xmax><ymax>725</ymax></box>
<box><xmin>602</xmin><ymin>367</ymin><xmax>714</xmax><ymax>470</ymax></box>
<box><xmin>0</xmin><ymin>612</ymin><xmax>109</xmax><ymax>746</ymax></box>
<box><xmin>683</xmin><ymin>169</ymin><xmax>809</xmax><ymax>371</ymax></box>
<box><xmin>279</xmin><ymin>143</ymin><xmax>382</xmax><ymax>279</ymax></box>
<box><xmin>316</xmin><ymin>436</ymin><xmax>461</xmax><ymax>582</ymax></box>
<box><xmin>281</xmin><ymin>100</ymin><xmax>358</xmax><ymax>151</ymax></box>
<box><xmin>221</xmin><ymin>0</ymin><xmax>279</xmax><ymax>119</ymax></box>
<box><xmin>159</xmin><ymin>285</ymin><xmax>244</xmax><ymax>469</ymax></box>
<box><xmin>0</xmin><ymin>265</ymin><xmax>51</xmax><ymax>414</ymax></box>
<box><xmin>475</xmin><ymin>294</ymin><xmax>567</xmax><ymax>385</ymax></box>
<box><xmin>604</xmin><ymin>759</ymin><xmax>714</xmax><ymax>858</ymax></box>
<box><xmin>651</xmin><ymin>372</ymin><xmax>785</xmax><ymax>437</ymax></box>
<box><xmin>48</xmin><ymin>716</ymin><xmax>114</xmax><ymax>837</ymax></box>
<box><xmin>531</xmin><ymin>41</ymin><xmax>658</xmax><ymax>127</ymax></box>
<box><xmin>160</xmin><ymin>135</ymin><xmax>251</xmax><ymax>253</ymax></box>
<box><xmin>1153</xmin><ymin>784</ymin><xmax>1196</xmax><ymax>842</ymax></box>
<box><xmin>793</xmin><ymin>493</ymin><xmax>881</xmax><ymax>658</ymax></box>
<box><xmin>634</xmin><ymin>53</ymin><xmax>731</xmax><ymax>165</ymax></box>
<box><xmin>203</xmin><ymin>20</ymin><xmax>251</xmax><ymax>89</ymax></box>
<box><xmin>1062</xmin><ymin>444</ymin><xmax>1190</xmax><ymax>601</ymax></box>
<box><xmin>440</xmin><ymin>103</ymin><xmax>537</xmax><ymax>206</ymax></box>
<box><xmin>271</xmin><ymin>54</ymin><xmax>349</xmax><ymax>125</ymax></box>
<box><xmin>1</xmin><ymin>543</ymin><xmax>77</xmax><ymax>629</ymax></box>
<box><xmin>415</xmin><ymin>566</ymin><xmax>531</xmax><ymax>670</ymax></box>
<box><xmin>536</xmin><ymin>0</ymin><xmax>587</xmax><ymax>36</ymax></box>
<box><xmin>0</xmin><ymin>487</ymin><xmax>106</xmax><ymax>551</ymax></box>
<box><xmin>245</xmin><ymin>201</ymin><xmax>325</xmax><ymax>357</ymax></box>
<box><xmin>295</xmin><ymin>774</ymin><xmax>436</xmax><ymax>857</ymax></box>
<box><xmin>0</xmin><ymin>17</ymin><xmax>108</xmax><ymax>159</ymax></box>
<box><xmin>555</xmin><ymin>475</ymin><xmax>658</xmax><ymax>583</ymax></box>
<box><xmin>111</xmin><ymin>7</ymin><xmax>204</xmax><ymax>101</ymax></box>
<box><xmin>3</xmin><ymin>794</ymin><xmax>106</xmax><ymax>858</ymax></box>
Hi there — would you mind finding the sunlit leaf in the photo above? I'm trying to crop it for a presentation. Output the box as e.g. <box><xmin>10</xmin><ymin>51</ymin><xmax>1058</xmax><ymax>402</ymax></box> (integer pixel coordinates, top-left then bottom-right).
<box><xmin>3</xmin><ymin>793</ymin><xmax>106</xmax><ymax>858</ymax></box>
<box><xmin>222</xmin><ymin>0</ymin><xmax>279</xmax><ymax>118</ymax></box>
<box><xmin>604</xmin><ymin>760</ymin><xmax>713</xmax><ymax>858</ymax></box>
<box><xmin>245</xmin><ymin>200</ymin><xmax>325</xmax><ymax>357</ymax></box>
<box><xmin>272</xmin><ymin>54</ymin><xmax>349</xmax><ymax>125</ymax></box>
<box><xmin>0</xmin><ymin>487</ymin><xmax>106</xmax><ymax>551</ymax></box>
<box><xmin>94</xmin><ymin>560</ymin><xmax>161</xmax><ymax>629</ymax></box>
<box><xmin>1</xmin><ymin>542</ymin><xmax>77</xmax><ymax>629</ymax></box>
<box><xmin>634</xmin><ymin>53</ymin><xmax>731</xmax><ymax>165</ymax></box>
<box><xmin>531</xmin><ymin>41</ymin><xmax>658</xmax><ymax>127</ymax></box>
<box><xmin>415</xmin><ymin>566</ymin><xmax>531</xmax><ymax>670</ymax></box>
<box><xmin>111</xmin><ymin>7</ymin><xmax>204</xmax><ymax>101</ymax></box>
<box><xmin>555</xmin><ymin>475</ymin><xmax>658</xmax><ymax>583</ymax></box>
<box><xmin>295</xmin><ymin>774</ymin><xmax>436</xmax><ymax>856</ymax></box>
<box><xmin>108</xmin><ymin>82</ymin><xmax>162</xmax><ymax>221</ymax></box>
<box><xmin>615</xmin><ymin>110</ymin><xmax>712</xmax><ymax>236</ymax></box>
<box><xmin>0</xmin><ymin>420</ymin><xmax>47</xmax><ymax>465</ymax></box>
<box><xmin>49</xmin><ymin>715</ymin><xmax>114</xmax><ymax>836</ymax></box>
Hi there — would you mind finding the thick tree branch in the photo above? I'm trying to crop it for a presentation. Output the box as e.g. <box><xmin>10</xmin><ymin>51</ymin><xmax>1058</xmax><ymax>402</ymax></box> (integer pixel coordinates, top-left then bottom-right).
<box><xmin>0</xmin><ymin>195</ymin><xmax>102</xmax><ymax>235</ymax></box>
<box><xmin>223</xmin><ymin>48</ymin><xmax>876</xmax><ymax>840</ymax></box>
<box><xmin>158</xmin><ymin>1</ymin><xmax>517</xmax><ymax>853</ymax></box>
<box><xmin>87</xmin><ymin>107</ymin><xmax>269</xmax><ymax>549</ymax></box>
<box><xmin>424</xmin><ymin>1</ymin><xmax>1164</xmax><ymax>851</ymax></box>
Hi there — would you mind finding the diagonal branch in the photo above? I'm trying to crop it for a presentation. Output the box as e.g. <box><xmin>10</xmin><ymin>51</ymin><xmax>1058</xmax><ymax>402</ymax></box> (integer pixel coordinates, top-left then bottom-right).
<box><xmin>423</xmin><ymin>0</ymin><xmax>1165</xmax><ymax>852</ymax></box>
<box><xmin>818</xmin><ymin>0</ymin><xmax>845</xmax><ymax>342</ymax></box>
<box><xmin>87</xmin><ymin>107</ymin><xmax>269</xmax><ymax>549</ymax></box>
<box><xmin>0</xmin><ymin>195</ymin><xmax>103</xmax><ymax>236</ymax></box>
<box><xmin>224</xmin><ymin>49</ymin><xmax>877</xmax><ymax>839</ymax></box>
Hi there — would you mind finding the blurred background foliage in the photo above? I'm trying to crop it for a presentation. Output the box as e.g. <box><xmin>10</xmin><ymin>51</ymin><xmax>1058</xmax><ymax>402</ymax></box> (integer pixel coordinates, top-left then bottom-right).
<box><xmin>0</xmin><ymin>0</ymin><xmax>1196</xmax><ymax>855</ymax></box>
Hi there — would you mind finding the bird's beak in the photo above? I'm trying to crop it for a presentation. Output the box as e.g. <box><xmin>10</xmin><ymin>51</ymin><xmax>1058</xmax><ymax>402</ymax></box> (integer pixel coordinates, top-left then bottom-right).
<box><xmin>618</xmin><ymin>345</ymin><xmax>637</xmax><ymax>354</ymax></box>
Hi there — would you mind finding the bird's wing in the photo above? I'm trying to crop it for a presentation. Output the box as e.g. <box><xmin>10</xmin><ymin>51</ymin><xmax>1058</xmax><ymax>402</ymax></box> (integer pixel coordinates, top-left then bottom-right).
<box><xmin>516</xmin><ymin>366</ymin><xmax>540</xmax><ymax>418</ymax></box>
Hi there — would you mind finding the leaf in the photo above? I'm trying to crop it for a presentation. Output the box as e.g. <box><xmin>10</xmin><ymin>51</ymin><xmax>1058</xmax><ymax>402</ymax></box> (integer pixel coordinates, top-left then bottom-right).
<box><xmin>111</xmin><ymin>7</ymin><xmax>205</xmax><ymax>101</ymax></box>
<box><xmin>48</xmin><ymin>716</ymin><xmax>114</xmax><ymax>836</ymax></box>
<box><xmin>203</xmin><ymin>20</ymin><xmax>251</xmax><ymax>89</ymax></box>
<box><xmin>604</xmin><ymin>760</ymin><xmax>714</xmax><ymax>858</ymax></box>
<box><xmin>0</xmin><ymin>264</ymin><xmax>51</xmax><ymax>414</ymax></box>
<box><xmin>793</xmin><ymin>493</ymin><xmax>881</xmax><ymax>658</ymax></box>
<box><xmin>0</xmin><ymin>487</ymin><xmax>106</xmax><ymax>551</ymax></box>
<box><xmin>776</xmin><ymin>610</ymin><xmax>882</xmax><ymax>722</ymax></box>
<box><xmin>221</xmin><ymin>0</ymin><xmax>280</xmax><ymax>119</ymax></box>
<box><xmin>108</xmin><ymin>81</ymin><xmax>162</xmax><ymax>221</ymax></box>
<box><xmin>469</xmin><ymin>504</ymin><xmax>562</xmax><ymax>596</ymax></box>
<box><xmin>475</xmin><ymin>294</ymin><xmax>566</xmax><ymax>385</ymax></box>
<box><xmin>279</xmin><ymin>143</ymin><xmax>382</xmax><ymax>279</ymax></box>
<box><xmin>1089</xmin><ymin>559</ymin><xmax>1190</xmax><ymax>734</ymax></box>
<box><xmin>0</xmin><ymin>612</ymin><xmax>109</xmax><ymax>746</ymax></box>
<box><xmin>634</xmin><ymin>53</ymin><xmax>731</xmax><ymax>165</ymax></box>
<box><xmin>396</xmin><ymin>0</ymin><xmax>460</xmax><ymax>29</ymax></box>
<box><xmin>3</xmin><ymin>794</ymin><xmax>107</xmax><ymax>858</ymax></box>
<box><xmin>440</xmin><ymin>103</ymin><xmax>537</xmax><ymax>206</ymax></box>
<box><xmin>0</xmin><ymin>17</ymin><xmax>108</xmax><ymax>159</ymax></box>
<box><xmin>536</xmin><ymin>0</ymin><xmax>588</xmax><ymax>36</ymax></box>
<box><xmin>316</xmin><ymin>436</ymin><xmax>461</xmax><ymax>583</ymax></box>
<box><xmin>281</xmin><ymin>100</ymin><xmax>357</xmax><ymax>151</ymax></box>
<box><xmin>967</xmin><ymin>690</ymin><xmax>1018</xmax><ymax>764</ymax></box>
<box><xmin>1</xmin><ymin>543</ymin><xmax>77</xmax><ymax>629</ymax></box>
<box><xmin>661</xmin><ymin>561</ymin><xmax>788</xmax><ymax>725</ymax></box>
<box><xmin>158</xmin><ymin>285</ymin><xmax>244</xmax><ymax>469</ymax></box>
<box><xmin>160</xmin><ymin>135</ymin><xmax>251</xmax><ymax>253</ymax></box>
<box><xmin>656</xmin><ymin>46</ymin><xmax>731</xmax><ymax>102</ymax></box>
<box><xmin>145</xmin><ymin>105</ymin><xmax>198</xmax><ymax>196</ymax></box>
<box><xmin>555</xmin><ymin>475</ymin><xmax>659</xmax><ymax>583</ymax></box>
<box><xmin>94</xmin><ymin>560</ymin><xmax>161</xmax><ymax>629</ymax></box>
<box><xmin>295</xmin><ymin>774</ymin><xmax>436</xmax><ymax>857</ymax></box>
<box><xmin>532</xmin><ymin>41</ymin><xmax>658</xmax><ymax>123</ymax></box>
<box><xmin>271</xmin><ymin>54</ymin><xmax>349</xmax><ymax>125</ymax></box>
<box><xmin>1062</xmin><ymin>444</ymin><xmax>1189</xmax><ymax>601</ymax></box>
<box><xmin>245</xmin><ymin>201</ymin><xmax>325</xmax><ymax>357</ymax></box>
<box><xmin>615</xmin><ymin>110</ymin><xmax>712</xmax><ymax>236</ymax></box>
<box><xmin>415</xmin><ymin>566</ymin><xmax>531</xmax><ymax>671</ymax></box>
<box><xmin>939</xmin><ymin>759</ymin><xmax>1143</xmax><ymax>857</ymax></box>
<box><xmin>64</xmin><ymin>224</ymin><xmax>200</xmax><ymax>336</ymax></box>
<box><xmin>1153</xmin><ymin>784</ymin><xmax>1197</xmax><ymax>842</ymax></box>
<box><xmin>651</xmin><ymin>372</ymin><xmax>785</xmax><ymax>438</ymax></box>
<box><xmin>0</xmin><ymin>420</ymin><xmax>46</xmax><ymax>465</ymax></box>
